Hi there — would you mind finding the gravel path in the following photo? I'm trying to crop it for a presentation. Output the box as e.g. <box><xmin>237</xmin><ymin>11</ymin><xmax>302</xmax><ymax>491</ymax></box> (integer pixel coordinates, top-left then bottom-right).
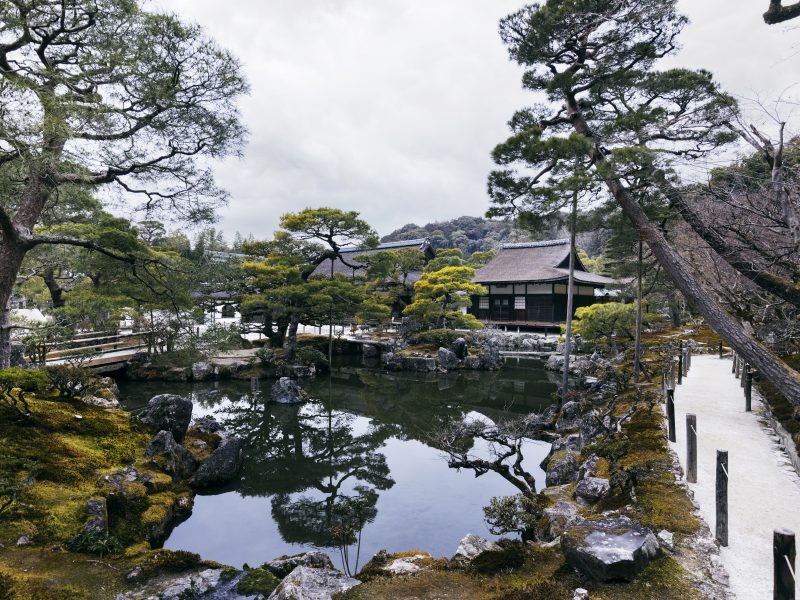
<box><xmin>670</xmin><ymin>354</ymin><xmax>800</xmax><ymax>600</ymax></box>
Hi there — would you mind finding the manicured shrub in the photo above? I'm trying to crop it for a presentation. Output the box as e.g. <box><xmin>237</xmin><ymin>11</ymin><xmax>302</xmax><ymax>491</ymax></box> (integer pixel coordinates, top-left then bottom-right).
<box><xmin>408</xmin><ymin>329</ymin><xmax>471</xmax><ymax>349</ymax></box>
<box><xmin>44</xmin><ymin>364</ymin><xmax>99</xmax><ymax>399</ymax></box>
<box><xmin>0</xmin><ymin>367</ymin><xmax>47</xmax><ymax>416</ymax></box>
<box><xmin>295</xmin><ymin>347</ymin><xmax>329</xmax><ymax>372</ymax></box>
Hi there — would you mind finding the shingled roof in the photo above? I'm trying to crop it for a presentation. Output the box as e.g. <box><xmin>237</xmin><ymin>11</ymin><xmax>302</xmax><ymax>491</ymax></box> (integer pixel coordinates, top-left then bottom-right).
<box><xmin>310</xmin><ymin>238</ymin><xmax>433</xmax><ymax>279</ymax></box>
<box><xmin>473</xmin><ymin>239</ymin><xmax>617</xmax><ymax>286</ymax></box>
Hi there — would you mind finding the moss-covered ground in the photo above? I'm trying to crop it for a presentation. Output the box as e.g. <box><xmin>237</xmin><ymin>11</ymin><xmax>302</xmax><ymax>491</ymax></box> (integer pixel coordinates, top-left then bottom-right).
<box><xmin>0</xmin><ymin>394</ymin><xmax>212</xmax><ymax>599</ymax></box>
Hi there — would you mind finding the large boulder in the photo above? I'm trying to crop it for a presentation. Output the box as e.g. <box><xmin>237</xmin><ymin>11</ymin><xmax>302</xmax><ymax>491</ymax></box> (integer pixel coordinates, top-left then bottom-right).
<box><xmin>268</xmin><ymin>566</ymin><xmax>360</xmax><ymax>600</ymax></box>
<box><xmin>116</xmin><ymin>568</ymin><xmax>224</xmax><ymax>600</ymax></box>
<box><xmin>381</xmin><ymin>352</ymin><xmax>403</xmax><ymax>370</ymax></box>
<box><xmin>191</xmin><ymin>361</ymin><xmax>213</xmax><ymax>381</ymax></box>
<box><xmin>464</xmin><ymin>355</ymin><xmax>481</xmax><ymax>370</ymax></box>
<box><xmin>192</xmin><ymin>436</ymin><xmax>244</xmax><ymax>489</ymax></box>
<box><xmin>362</xmin><ymin>344</ymin><xmax>379</xmax><ymax>358</ymax></box>
<box><xmin>575</xmin><ymin>477</ymin><xmax>610</xmax><ymax>504</ymax></box>
<box><xmin>537</xmin><ymin>501</ymin><xmax>578</xmax><ymax>542</ymax></box>
<box><xmin>479</xmin><ymin>346</ymin><xmax>502</xmax><ymax>370</ymax></box>
<box><xmin>84</xmin><ymin>497</ymin><xmax>108</xmax><ymax>533</ymax></box>
<box><xmin>263</xmin><ymin>551</ymin><xmax>335</xmax><ymax>578</ymax></box>
<box><xmin>452</xmin><ymin>534</ymin><xmax>501</xmax><ymax>564</ymax></box>
<box><xmin>561</xmin><ymin>516</ymin><xmax>661</xmax><ymax>582</ymax></box>
<box><xmin>438</xmin><ymin>347</ymin><xmax>459</xmax><ymax>370</ymax></box>
<box><xmin>540</xmin><ymin>434</ymin><xmax>582</xmax><ymax>470</ymax></box>
<box><xmin>578</xmin><ymin>454</ymin><xmax>600</xmax><ymax>480</ymax></box>
<box><xmin>401</xmin><ymin>356</ymin><xmax>437</xmax><ymax>372</ymax></box>
<box><xmin>545</xmin><ymin>450</ymin><xmax>580</xmax><ymax>487</ymax></box>
<box><xmin>145</xmin><ymin>430</ymin><xmax>198</xmax><ymax>481</ymax></box>
<box><xmin>137</xmin><ymin>394</ymin><xmax>193</xmax><ymax>443</ymax></box>
<box><xmin>271</xmin><ymin>377</ymin><xmax>303</xmax><ymax>404</ymax></box>
<box><xmin>579</xmin><ymin>410</ymin><xmax>607</xmax><ymax>444</ymax></box>
<box><xmin>556</xmin><ymin>401</ymin><xmax>582</xmax><ymax>433</ymax></box>
<box><xmin>451</xmin><ymin>337</ymin><xmax>468</xmax><ymax>359</ymax></box>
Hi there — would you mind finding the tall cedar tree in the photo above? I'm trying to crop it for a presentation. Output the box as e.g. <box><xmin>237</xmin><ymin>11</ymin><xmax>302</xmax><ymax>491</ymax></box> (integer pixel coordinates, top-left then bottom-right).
<box><xmin>490</xmin><ymin>0</ymin><xmax>800</xmax><ymax>404</ymax></box>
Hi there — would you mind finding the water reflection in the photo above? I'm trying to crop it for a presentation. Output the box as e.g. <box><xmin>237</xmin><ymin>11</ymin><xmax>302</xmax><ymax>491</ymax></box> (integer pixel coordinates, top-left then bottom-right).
<box><xmin>117</xmin><ymin>357</ymin><xmax>558</xmax><ymax>567</ymax></box>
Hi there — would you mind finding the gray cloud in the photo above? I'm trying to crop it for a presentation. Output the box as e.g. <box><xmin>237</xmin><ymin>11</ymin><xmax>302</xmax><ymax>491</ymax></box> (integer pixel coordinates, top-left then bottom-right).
<box><xmin>153</xmin><ymin>0</ymin><xmax>800</xmax><ymax>239</ymax></box>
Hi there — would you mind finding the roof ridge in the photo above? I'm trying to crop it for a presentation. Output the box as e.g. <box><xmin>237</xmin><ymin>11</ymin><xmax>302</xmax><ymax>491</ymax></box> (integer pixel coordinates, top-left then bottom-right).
<box><xmin>500</xmin><ymin>239</ymin><xmax>569</xmax><ymax>249</ymax></box>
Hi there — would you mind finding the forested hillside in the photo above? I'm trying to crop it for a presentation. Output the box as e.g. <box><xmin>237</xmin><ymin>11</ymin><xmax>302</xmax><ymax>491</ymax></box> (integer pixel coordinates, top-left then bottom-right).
<box><xmin>382</xmin><ymin>215</ymin><xmax>609</xmax><ymax>257</ymax></box>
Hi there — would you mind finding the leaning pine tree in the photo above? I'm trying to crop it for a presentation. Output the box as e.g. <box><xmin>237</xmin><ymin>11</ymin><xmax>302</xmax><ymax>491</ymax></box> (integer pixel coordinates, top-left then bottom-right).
<box><xmin>0</xmin><ymin>0</ymin><xmax>248</xmax><ymax>367</ymax></box>
<box><xmin>489</xmin><ymin>0</ymin><xmax>800</xmax><ymax>404</ymax></box>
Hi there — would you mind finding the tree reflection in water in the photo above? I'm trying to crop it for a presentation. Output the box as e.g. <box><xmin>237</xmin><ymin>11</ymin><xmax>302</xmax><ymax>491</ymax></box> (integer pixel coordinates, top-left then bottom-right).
<box><xmin>216</xmin><ymin>390</ymin><xmax>396</xmax><ymax>558</ymax></box>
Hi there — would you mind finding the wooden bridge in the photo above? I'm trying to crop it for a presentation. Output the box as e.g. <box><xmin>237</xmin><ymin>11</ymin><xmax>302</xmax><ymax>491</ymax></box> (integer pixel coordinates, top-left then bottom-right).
<box><xmin>44</xmin><ymin>331</ymin><xmax>150</xmax><ymax>372</ymax></box>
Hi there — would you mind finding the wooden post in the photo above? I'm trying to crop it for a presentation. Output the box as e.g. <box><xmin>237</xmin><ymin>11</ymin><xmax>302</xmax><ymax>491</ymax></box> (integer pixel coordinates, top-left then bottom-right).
<box><xmin>741</xmin><ymin>362</ymin><xmax>747</xmax><ymax>388</ymax></box>
<box><xmin>685</xmin><ymin>346</ymin><xmax>691</xmax><ymax>376</ymax></box>
<box><xmin>733</xmin><ymin>352</ymin><xmax>737</xmax><ymax>374</ymax></box>
<box><xmin>667</xmin><ymin>389</ymin><xmax>676</xmax><ymax>443</ymax></box>
<box><xmin>678</xmin><ymin>350</ymin><xmax>684</xmax><ymax>385</ymax></box>
<box><xmin>719</xmin><ymin>341</ymin><xmax>723</xmax><ymax>359</ymax></box>
<box><xmin>735</xmin><ymin>354</ymin><xmax>741</xmax><ymax>379</ymax></box>
<box><xmin>774</xmin><ymin>528</ymin><xmax>796</xmax><ymax>600</ymax></box>
<box><xmin>687</xmin><ymin>414</ymin><xmax>697</xmax><ymax>483</ymax></box>
<box><xmin>745</xmin><ymin>369</ymin><xmax>752</xmax><ymax>412</ymax></box>
<box><xmin>251</xmin><ymin>376</ymin><xmax>259</xmax><ymax>393</ymax></box>
<box><xmin>716</xmin><ymin>450</ymin><xmax>728</xmax><ymax>546</ymax></box>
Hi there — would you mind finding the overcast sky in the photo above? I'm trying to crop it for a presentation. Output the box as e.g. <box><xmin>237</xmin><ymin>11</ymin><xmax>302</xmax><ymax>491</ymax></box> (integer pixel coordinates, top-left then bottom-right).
<box><xmin>153</xmin><ymin>0</ymin><xmax>800</xmax><ymax>240</ymax></box>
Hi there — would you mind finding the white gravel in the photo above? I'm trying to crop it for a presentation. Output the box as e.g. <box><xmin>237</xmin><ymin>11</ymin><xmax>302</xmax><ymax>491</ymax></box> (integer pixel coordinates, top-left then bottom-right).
<box><xmin>670</xmin><ymin>354</ymin><xmax>800</xmax><ymax>600</ymax></box>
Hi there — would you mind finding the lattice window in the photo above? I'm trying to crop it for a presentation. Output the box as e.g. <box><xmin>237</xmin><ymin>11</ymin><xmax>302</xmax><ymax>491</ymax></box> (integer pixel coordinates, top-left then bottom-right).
<box><xmin>479</xmin><ymin>297</ymin><xmax>489</xmax><ymax>309</ymax></box>
<box><xmin>514</xmin><ymin>296</ymin><xmax>526</xmax><ymax>310</ymax></box>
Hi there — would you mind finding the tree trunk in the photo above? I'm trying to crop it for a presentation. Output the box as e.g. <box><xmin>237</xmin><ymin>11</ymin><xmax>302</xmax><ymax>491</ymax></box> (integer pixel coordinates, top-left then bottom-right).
<box><xmin>566</xmin><ymin>99</ymin><xmax>800</xmax><ymax>405</ymax></box>
<box><xmin>633</xmin><ymin>240</ymin><xmax>643</xmax><ymax>384</ymax></box>
<box><xmin>0</xmin><ymin>241</ymin><xmax>28</xmax><ymax>368</ymax></box>
<box><xmin>286</xmin><ymin>314</ymin><xmax>299</xmax><ymax>361</ymax></box>
<box><xmin>562</xmin><ymin>191</ymin><xmax>578</xmax><ymax>398</ymax></box>
<box><xmin>43</xmin><ymin>268</ymin><xmax>65</xmax><ymax>309</ymax></box>
<box><xmin>668</xmin><ymin>292</ymin><xmax>682</xmax><ymax>327</ymax></box>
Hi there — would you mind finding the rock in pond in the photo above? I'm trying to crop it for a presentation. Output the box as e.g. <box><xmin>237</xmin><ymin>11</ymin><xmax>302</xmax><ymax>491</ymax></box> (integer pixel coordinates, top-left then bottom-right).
<box><xmin>438</xmin><ymin>347</ymin><xmax>459</xmax><ymax>370</ymax></box>
<box><xmin>575</xmin><ymin>477</ymin><xmax>610</xmax><ymax>504</ymax></box>
<box><xmin>561</xmin><ymin>516</ymin><xmax>660</xmax><ymax>582</ymax></box>
<box><xmin>452</xmin><ymin>534</ymin><xmax>501</xmax><ymax>564</ymax></box>
<box><xmin>136</xmin><ymin>394</ymin><xmax>193</xmax><ymax>443</ymax></box>
<box><xmin>268</xmin><ymin>566</ymin><xmax>360</xmax><ymax>600</ymax></box>
<box><xmin>264</xmin><ymin>551</ymin><xmax>335</xmax><ymax>578</ymax></box>
<box><xmin>192</xmin><ymin>436</ymin><xmax>244</xmax><ymax>489</ymax></box>
<box><xmin>464</xmin><ymin>355</ymin><xmax>481</xmax><ymax>370</ymax></box>
<box><xmin>145</xmin><ymin>430</ymin><xmax>198</xmax><ymax>481</ymax></box>
<box><xmin>401</xmin><ymin>356</ymin><xmax>437</xmax><ymax>372</ymax></box>
<box><xmin>362</xmin><ymin>344</ymin><xmax>379</xmax><ymax>358</ymax></box>
<box><xmin>191</xmin><ymin>361</ymin><xmax>213</xmax><ymax>381</ymax></box>
<box><xmin>451</xmin><ymin>337</ymin><xmax>468</xmax><ymax>359</ymax></box>
<box><xmin>271</xmin><ymin>377</ymin><xmax>303</xmax><ymax>404</ymax></box>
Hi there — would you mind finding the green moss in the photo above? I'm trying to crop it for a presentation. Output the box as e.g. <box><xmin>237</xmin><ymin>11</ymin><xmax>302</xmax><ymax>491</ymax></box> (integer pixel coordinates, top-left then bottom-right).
<box><xmin>469</xmin><ymin>542</ymin><xmax>527</xmax><ymax>575</ymax></box>
<box><xmin>136</xmin><ymin>549</ymin><xmax>203</xmax><ymax>579</ymax></box>
<box><xmin>236</xmin><ymin>567</ymin><xmax>280</xmax><ymax>596</ymax></box>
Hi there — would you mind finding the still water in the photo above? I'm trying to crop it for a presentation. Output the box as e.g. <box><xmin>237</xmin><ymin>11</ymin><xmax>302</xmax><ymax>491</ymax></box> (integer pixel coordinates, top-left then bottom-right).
<box><xmin>118</xmin><ymin>357</ymin><xmax>558</xmax><ymax>569</ymax></box>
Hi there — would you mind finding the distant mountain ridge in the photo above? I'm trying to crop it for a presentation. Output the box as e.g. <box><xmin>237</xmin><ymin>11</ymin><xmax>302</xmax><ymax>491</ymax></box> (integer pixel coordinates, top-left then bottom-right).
<box><xmin>382</xmin><ymin>215</ymin><xmax>607</xmax><ymax>257</ymax></box>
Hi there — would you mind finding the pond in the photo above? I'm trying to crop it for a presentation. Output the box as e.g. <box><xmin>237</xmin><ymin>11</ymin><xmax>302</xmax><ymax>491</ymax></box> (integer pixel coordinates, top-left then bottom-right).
<box><xmin>118</xmin><ymin>356</ymin><xmax>559</xmax><ymax>570</ymax></box>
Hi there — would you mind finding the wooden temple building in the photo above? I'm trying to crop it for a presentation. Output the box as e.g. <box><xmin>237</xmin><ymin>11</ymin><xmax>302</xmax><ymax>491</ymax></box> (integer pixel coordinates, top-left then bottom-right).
<box><xmin>470</xmin><ymin>239</ymin><xmax>617</xmax><ymax>327</ymax></box>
